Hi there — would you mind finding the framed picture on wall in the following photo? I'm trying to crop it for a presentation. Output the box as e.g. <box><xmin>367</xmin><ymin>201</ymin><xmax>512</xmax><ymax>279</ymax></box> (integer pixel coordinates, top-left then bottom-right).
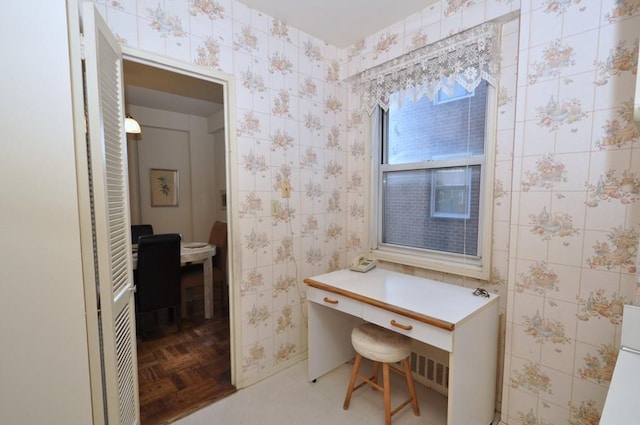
<box><xmin>150</xmin><ymin>168</ymin><xmax>179</xmax><ymax>207</ymax></box>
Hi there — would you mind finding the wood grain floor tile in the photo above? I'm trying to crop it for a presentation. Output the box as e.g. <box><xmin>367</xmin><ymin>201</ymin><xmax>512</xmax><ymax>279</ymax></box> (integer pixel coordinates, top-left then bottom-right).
<box><xmin>137</xmin><ymin>296</ymin><xmax>234</xmax><ymax>425</ymax></box>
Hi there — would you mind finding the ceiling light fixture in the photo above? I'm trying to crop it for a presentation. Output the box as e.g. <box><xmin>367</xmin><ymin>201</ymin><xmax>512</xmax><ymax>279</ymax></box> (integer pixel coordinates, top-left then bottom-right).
<box><xmin>125</xmin><ymin>114</ymin><xmax>142</xmax><ymax>134</ymax></box>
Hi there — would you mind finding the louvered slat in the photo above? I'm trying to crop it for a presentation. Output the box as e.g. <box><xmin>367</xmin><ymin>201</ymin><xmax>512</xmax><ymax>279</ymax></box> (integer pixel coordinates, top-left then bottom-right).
<box><xmin>83</xmin><ymin>4</ymin><xmax>140</xmax><ymax>424</ymax></box>
<box><xmin>115</xmin><ymin>306</ymin><xmax>136</xmax><ymax>425</ymax></box>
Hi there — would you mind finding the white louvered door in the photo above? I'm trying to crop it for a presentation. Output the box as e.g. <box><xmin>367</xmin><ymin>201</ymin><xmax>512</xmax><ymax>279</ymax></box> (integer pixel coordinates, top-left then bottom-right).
<box><xmin>82</xmin><ymin>3</ymin><xmax>140</xmax><ymax>424</ymax></box>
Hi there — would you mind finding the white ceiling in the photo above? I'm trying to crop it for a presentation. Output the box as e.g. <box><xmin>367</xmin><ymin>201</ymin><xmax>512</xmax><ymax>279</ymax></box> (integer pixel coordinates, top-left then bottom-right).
<box><xmin>238</xmin><ymin>0</ymin><xmax>436</xmax><ymax>48</ymax></box>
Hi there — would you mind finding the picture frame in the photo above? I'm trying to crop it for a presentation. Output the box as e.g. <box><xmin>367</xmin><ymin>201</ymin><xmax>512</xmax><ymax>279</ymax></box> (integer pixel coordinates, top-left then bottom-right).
<box><xmin>150</xmin><ymin>168</ymin><xmax>179</xmax><ymax>207</ymax></box>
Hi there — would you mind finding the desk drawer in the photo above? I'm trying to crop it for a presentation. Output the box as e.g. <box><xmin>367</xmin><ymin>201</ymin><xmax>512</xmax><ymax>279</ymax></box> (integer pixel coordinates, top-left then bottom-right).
<box><xmin>363</xmin><ymin>304</ymin><xmax>453</xmax><ymax>352</ymax></box>
<box><xmin>307</xmin><ymin>286</ymin><xmax>362</xmax><ymax>317</ymax></box>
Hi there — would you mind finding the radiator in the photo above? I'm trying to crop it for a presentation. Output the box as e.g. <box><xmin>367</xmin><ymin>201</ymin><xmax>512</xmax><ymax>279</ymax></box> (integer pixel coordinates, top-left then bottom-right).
<box><xmin>408</xmin><ymin>340</ymin><xmax>449</xmax><ymax>396</ymax></box>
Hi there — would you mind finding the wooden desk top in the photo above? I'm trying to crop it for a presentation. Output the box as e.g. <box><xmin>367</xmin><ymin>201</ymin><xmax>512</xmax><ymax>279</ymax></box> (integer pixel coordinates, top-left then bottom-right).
<box><xmin>304</xmin><ymin>268</ymin><xmax>498</xmax><ymax>331</ymax></box>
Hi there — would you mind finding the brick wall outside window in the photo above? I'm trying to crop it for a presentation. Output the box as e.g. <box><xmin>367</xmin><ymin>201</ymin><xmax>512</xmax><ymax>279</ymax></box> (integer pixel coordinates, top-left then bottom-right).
<box><xmin>382</xmin><ymin>82</ymin><xmax>487</xmax><ymax>256</ymax></box>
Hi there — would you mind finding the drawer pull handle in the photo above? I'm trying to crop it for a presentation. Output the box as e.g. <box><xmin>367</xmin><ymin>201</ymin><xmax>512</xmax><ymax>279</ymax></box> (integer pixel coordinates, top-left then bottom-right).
<box><xmin>323</xmin><ymin>297</ymin><xmax>339</xmax><ymax>305</ymax></box>
<box><xmin>391</xmin><ymin>320</ymin><xmax>412</xmax><ymax>331</ymax></box>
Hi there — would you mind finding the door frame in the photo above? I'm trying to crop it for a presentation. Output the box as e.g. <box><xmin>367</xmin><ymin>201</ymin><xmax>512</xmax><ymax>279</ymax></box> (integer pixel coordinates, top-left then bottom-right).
<box><xmin>121</xmin><ymin>47</ymin><xmax>240</xmax><ymax>387</ymax></box>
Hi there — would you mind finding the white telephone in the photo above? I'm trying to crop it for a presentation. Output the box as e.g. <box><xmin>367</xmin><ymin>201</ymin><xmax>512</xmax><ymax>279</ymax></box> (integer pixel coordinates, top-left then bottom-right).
<box><xmin>350</xmin><ymin>255</ymin><xmax>377</xmax><ymax>273</ymax></box>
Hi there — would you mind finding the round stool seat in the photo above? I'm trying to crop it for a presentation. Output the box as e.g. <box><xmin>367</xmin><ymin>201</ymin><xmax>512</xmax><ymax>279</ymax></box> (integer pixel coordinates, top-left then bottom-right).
<box><xmin>351</xmin><ymin>323</ymin><xmax>412</xmax><ymax>363</ymax></box>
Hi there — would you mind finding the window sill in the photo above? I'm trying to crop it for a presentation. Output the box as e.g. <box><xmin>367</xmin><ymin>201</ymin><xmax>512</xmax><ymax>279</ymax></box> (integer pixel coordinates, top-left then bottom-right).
<box><xmin>370</xmin><ymin>247</ymin><xmax>489</xmax><ymax>281</ymax></box>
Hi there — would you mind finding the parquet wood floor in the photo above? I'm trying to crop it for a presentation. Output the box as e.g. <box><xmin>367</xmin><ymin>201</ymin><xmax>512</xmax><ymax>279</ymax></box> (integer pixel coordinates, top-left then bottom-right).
<box><xmin>137</xmin><ymin>292</ymin><xmax>235</xmax><ymax>425</ymax></box>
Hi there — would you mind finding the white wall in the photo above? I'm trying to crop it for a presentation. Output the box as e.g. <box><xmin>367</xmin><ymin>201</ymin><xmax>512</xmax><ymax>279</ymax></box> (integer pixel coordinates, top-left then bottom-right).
<box><xmin>137</xmin><ymin>125</ymin><xmax>193</xmax><ymax>236</ymax></box>
<box><xmin>128</xmin><ymin>105</ymin><xmax>219</xmax><ymax>242</ymax></box>
<box><xmin>0</xmin><ymin>1</ymin><xmax>94</xmax><ymax>424</ymax></box>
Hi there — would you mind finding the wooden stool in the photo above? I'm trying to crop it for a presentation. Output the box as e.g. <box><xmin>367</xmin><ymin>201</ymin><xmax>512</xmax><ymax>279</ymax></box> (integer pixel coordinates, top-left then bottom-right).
<box><xmin>343</xmin><ymin>323</ymin><xmax>420</xmax><ymax>425</ymax></box>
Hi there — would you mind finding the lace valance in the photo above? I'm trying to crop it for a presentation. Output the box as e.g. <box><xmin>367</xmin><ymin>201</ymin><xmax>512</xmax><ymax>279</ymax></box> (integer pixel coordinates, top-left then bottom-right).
<box><xmin>355</xmin><ymin>22</ymin><xmax>501</xmax><ymax>115</ymax></box>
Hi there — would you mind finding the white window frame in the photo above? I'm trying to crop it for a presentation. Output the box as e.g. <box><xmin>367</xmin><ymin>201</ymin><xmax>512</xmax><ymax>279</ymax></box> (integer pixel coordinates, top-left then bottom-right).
<box><xmin>366</xmin><ymin>86</ymin><xmax>497</xmax><ymax>280</ymax></box>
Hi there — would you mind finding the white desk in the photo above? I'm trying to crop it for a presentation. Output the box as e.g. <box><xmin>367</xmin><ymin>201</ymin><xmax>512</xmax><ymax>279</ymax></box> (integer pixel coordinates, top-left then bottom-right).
<box><xmin>304</xmin><ymin>268</ymin><xmax>499</xmax><ymax>425</ymax></box>
<box><xmin>133</xmin><ymin>244</ymin><xmax>216</xmax><ymax>319</ymax></box>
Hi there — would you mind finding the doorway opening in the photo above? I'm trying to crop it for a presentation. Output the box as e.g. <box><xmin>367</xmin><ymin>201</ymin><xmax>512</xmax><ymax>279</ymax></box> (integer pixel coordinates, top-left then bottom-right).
<box><xmin>122</xmin><ymin>55</ymin><xmax>236</xmax><ymax>424</ymax></box>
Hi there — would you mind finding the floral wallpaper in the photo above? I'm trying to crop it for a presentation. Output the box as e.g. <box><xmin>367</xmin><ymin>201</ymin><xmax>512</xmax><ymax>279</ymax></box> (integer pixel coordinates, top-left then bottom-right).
<box><xmin>341</xmin><ymin>0</ymin><xmax>639</xmax><ymax>424</ymax></box>
<box><xmin>93</xmin><ymin>0</ymin><xmax>640</xmax><ymax>423</ymax></box>
<box><xmin>97</xmin><ymin>0</ymin><xmax>354</xmax><ymax>384</ymax></box>
<box><xmin>504</xmin><ymin>0</ymin><xmax>640</xmax><ymax>423</ymax></box>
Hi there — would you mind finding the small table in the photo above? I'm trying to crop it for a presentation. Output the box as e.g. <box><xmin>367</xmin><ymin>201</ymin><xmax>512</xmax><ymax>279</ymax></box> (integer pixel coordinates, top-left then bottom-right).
<box><xmin>304</xmin><ymin>268</ymin><xmax>499</xmax><ymax>425</ymax></box>
<box><xmin>133</xmin><ymin>244</ymin><xmax>216</xmax><ymax>319</ymax></box>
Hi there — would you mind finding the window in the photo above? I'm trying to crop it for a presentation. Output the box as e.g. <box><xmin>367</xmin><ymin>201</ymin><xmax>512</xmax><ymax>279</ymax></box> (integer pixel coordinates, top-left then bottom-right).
<box><xmin>434</xmin><ymin>80</ymin><xmax>475</xmax><ymax>105</ymax></box>
<box><xmin>431</xmin><ymin>167</ymin><xmax>471</xmax><ymax>219</ymax></box>
<box><xmin>372</xmin><ymin>81</ymin><xmax>495</xmax><ymax>279</ymax></box>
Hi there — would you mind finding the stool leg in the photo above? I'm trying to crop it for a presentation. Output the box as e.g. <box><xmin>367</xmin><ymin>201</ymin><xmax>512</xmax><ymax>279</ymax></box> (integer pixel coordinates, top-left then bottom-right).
<box><xmin>343</xmin><ymin>354</ymin><xmax>362</xmax><ymax>410</ymax></box>
<box><xmin>402</xmin><ymin>358</ymin><xmax>420</xmax><ymax>416</ymax></box>
<box><xmin>383</xmin><ymin>363</ymin><xmax>391</xmax><ymax>425</ymax></box>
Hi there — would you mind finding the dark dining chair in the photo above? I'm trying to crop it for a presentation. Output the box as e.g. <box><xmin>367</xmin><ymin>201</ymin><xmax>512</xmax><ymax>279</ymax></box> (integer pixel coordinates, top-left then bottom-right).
<box><xmin>134</xmin><ymin>233</ymin><xmax>182</xmax><ymax>331</ymax></box>
<box><xmin>131</xmin><ymin>224</ymin><xmax>154</xmax><ymax>244</ymax></box>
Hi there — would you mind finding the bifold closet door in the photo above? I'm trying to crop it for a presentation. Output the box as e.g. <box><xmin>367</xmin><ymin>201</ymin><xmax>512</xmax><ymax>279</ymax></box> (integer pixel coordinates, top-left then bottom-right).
<box><xmin>82</xmin><ymin>2</ymin><xmax>140</xmax><ymax>424</ymax></box>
